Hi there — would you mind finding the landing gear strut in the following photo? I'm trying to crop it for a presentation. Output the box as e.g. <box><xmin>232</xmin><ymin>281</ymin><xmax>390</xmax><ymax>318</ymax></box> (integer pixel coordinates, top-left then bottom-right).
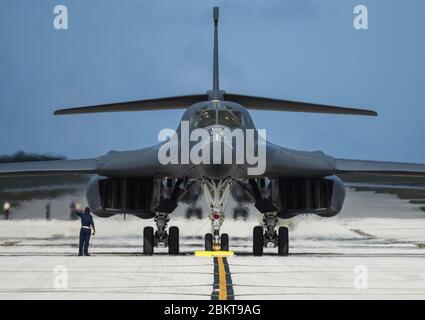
<box><xmin>202</xmin><ymin>179</ymin><xmax>232</xmax><ymax>251</ymax></box>
<box><xmin>253</xmin><ymin>212</ymin><xmax>289</xmax><ymax>256</ymax></box>
<box><xmin>263</xmin><ymin>212</ymin><xmax>278</xmax><ymax>245</ymax></box>
<box><xmin>233</xmin><ymin>207</ymin><xmax>249</xmax><ymax>220</ymax></box>
<box><xmin>154</xmin><ymin>212</ymin><xmax>170</xmax><ymax>247</ymax></box>
<box><xmin>143</xmin><ymin>212</ymin><xmax>179</xmax><ymax>255</ymax></box>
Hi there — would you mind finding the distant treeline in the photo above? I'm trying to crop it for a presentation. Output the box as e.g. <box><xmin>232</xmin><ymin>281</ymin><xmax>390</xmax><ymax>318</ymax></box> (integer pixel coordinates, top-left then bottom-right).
<box><xmin>0</xmin><ymin>151</ymin><xmax>66</xmax><ymax>163</ymax></box>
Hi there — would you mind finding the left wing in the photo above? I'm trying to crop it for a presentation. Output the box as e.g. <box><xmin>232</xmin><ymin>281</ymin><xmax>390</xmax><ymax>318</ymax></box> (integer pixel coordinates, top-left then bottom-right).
<box><xmin>0</xmin><ymin>158</ymin><xmax>98</xmax><ymax>177</ymax></box>
<box><xmin>335</xmin><ymin>159</ymin><xmax>425</xmax><ymax>177</ymax></box>
<box><xmin>263</xmin><ymin>143</ymin><xmax>425</xmax><ymax>178</ymax></box>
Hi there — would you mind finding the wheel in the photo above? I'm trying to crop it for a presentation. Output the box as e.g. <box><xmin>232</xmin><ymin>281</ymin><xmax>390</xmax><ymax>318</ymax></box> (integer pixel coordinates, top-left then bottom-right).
<box><xmin>278</xmin><ymin>226</ymin><xmax>289</xmax><ymax>256</ymax></box>
<box><xmin>205</xmin><ymin>233</ymin><xmax>213</xmax><ymax>251</ymax></box>
<box><xmin>233</xmin><ymin>208</ymin><xmax>242</xmax><ymax>220</ymax></box>
<box><xmin>186</xmin><ymin>208</ymin><xmax>202</xmax><ymax>220</ymax></box>
<box><xmin>143</xmin><ymin>226</ymin><xmax>154</xmax><ymax>255</ymax></box>
<box><xmin>168</xmin><ymin>226</ymin><xmax>179</xmax><ymax>255</ymax></box>
<box><xmin>234</xmin><ymin>208</ymin><xmax>248</xmax><ymax>221</ymax></box>
<box><xmin>221</xmin><ymin>233</ymin><xmax>229</xmax><ymax>251</ymax></box>
<box><xmin>185</xmin><ymin>208</ymin><xmax>192</xmax><ymax>219</ymax></box>
<box><xmin>196</xmin><ymin>209</ymin><xmax>203</xmax><ymax>219</ymax></box>
<box><xmin>253</xmin><ymin>226</ymin><xmax>264</xmax><ymax>256</ymax></box>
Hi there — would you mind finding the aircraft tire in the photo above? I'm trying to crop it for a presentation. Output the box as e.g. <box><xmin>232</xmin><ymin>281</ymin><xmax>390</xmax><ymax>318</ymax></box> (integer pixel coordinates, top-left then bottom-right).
<box><xmin>143</xmin><ymin>226</ymin><xmax>154</xmax><ymax>255</ymax></box>
<box><xmin>253</xmin><ymin>226</ymin><xmax>264</xmax><ymax>256</ymax></box>
<box><xmin>205</xmin><ymin>233</ymin><xmax>213</xmax><ymax>251</ymax></box>
<box><xmin>221</xmin><ymin>233</ymin><xmax>229</xmax><ymax>251</ymax></box>
<box><xmin>168</xmin><ymin>226</ymin><xmax>179</xmax><ymax>255</ymax></box>
<box><xmin>278</xmin><ymin>226</ymin><xmax>289</xmax><ymax>256</ymax></box>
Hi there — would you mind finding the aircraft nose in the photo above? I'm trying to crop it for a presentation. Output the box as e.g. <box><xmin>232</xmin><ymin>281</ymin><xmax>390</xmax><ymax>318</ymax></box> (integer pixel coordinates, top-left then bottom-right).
<box><xmin>195</xmin><ymin>126</ymin><xmax>235</xmax><ymax>179</ymax></box>
<box><xmin>198</xmin><ymin>163</ymin><xmax>233</xmax><ymax>179</ymax></box>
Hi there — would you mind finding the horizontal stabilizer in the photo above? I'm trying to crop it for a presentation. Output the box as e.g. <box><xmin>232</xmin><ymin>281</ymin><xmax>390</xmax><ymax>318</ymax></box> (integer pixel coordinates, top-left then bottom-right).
<box><xmin>335</xmin><ymin>159</ymin><xmax>425</xmax><ymax>176</ymax></box>
<box><xmin>54</xmin><ymin>94</ymin><xmax>208</xmax><ymax>115</ymax></box>
<box><xmin>54</xmin><ymin>93</ymin><xmax>377</xmax><ymax>117</ymax></box>
<box><xmin>0</xmin><ymin>159</ymin><xmax>98</xmax><ymax>177</ymax></box>
<box><xmin>224</xmin><ymin>93</ymin><xmax>377</xmax><ymax>116</ymax></box>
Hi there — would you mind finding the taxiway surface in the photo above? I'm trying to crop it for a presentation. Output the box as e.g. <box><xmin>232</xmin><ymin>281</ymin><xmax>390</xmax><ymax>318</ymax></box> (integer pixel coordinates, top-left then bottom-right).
<box><xmin>0</xmin><ymin>188</ymin><xmax>424</xmax><ymax>299</ymax></box>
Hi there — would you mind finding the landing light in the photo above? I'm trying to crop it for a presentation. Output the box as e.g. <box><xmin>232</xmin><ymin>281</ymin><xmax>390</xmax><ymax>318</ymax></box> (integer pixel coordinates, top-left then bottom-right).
<box><xmin>3</xmin><ymin>202</ymin><xmax>10</xmax><ymax>211</ymax></box>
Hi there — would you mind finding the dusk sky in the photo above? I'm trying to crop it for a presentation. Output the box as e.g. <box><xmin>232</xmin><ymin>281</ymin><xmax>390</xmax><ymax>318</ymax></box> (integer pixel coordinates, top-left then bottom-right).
<box><xmin>0</xmin><ymin>0</ymin><xmax>424</xmax><ymax>163</ymax></box>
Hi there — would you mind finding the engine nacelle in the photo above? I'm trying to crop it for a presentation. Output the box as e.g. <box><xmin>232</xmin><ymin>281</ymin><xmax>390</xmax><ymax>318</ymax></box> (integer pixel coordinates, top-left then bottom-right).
<box><xmin>273</xmin><ymin>175</ymin><xmax>345</xmax><ymax>219</ymax></box>
<box><xmin>86</xmin><ymin>175</ymin><xmax>160</xmax><ymax>219</ymax></box>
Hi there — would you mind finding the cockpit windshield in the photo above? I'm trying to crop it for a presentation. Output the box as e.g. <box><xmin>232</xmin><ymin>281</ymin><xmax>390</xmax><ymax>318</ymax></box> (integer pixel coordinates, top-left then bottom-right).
<box><xmin>192</xmin><ymin>108</ymin><xmax>243</xmax><ymax>129</ymax></box>
<box><xmin>218</xmin><ymin>110</ymin><xmax>241</xmax><ymax>128</ymax></box>
<box><xmin>193</xmin><ymin>110</ymin><xmax>216</xmax><ymax>128</ymax></box>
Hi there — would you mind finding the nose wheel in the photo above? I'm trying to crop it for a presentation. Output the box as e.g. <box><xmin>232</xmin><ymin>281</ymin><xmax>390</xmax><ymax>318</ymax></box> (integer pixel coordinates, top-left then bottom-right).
<box><xmin>202</xmin><ymin>179</ymin><xmax>232</xmax><ymax>252</ymax></box>
<box><xmin>220</xmin><ymin>233</ymin><xmax>229</xmax><ymax>251</ymax></box>
<box><xmin>205</xmin><ymin>232</ymin><xmax>229</xmax><ymax>251</ymax></box>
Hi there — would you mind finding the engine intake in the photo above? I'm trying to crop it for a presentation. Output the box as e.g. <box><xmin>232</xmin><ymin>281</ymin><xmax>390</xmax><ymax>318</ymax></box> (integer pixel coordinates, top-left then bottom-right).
<box><xmin>87</xmin><ymin>176</ymin><xmax>159</xmax><ymax>219</ymax></box>
<box><xmin>99</xmin><ymin>178</ymin><xmax>155</xmax><ymax>211</ymax></box>
<box><xmin>274</xmin><ymin>176</ymin><xmax>345</xmax><ymax>218</ymax></box>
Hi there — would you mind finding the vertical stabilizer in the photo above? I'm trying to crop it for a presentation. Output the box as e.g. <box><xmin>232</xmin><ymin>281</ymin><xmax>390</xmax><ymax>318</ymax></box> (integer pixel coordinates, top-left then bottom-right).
<box><xmin>212</xmin><ymin>7</ymin><xmax>220</xmax><ymax>93</ymax></box>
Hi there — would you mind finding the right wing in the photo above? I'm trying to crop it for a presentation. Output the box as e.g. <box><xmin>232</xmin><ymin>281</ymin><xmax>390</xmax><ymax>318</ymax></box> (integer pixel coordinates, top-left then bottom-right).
<box><xmin>0</xmin><ymin>158</ymin><xmax>98</xmax><ymax>177</ymax></box>
<box><xmin>0</xmin><ymin>146</ymin><xmax>190</xmax><ymax>179</ymax></box>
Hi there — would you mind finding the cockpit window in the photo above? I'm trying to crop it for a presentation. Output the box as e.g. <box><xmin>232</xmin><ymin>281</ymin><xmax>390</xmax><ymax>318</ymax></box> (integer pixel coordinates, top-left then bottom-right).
<box><xmin>193</xmin><ymin>110</ymin><xmax>216</xmax><ymax>128</ymax></box>
<box><xmin>192</xmin><ymin>109</ymin><xmax>243</xmax><ymax>128</ymax></box>
<box><xmin>218</xmin><ymin>110</ymin><xmax>241</xmax><ymax>128</ymax></box>
<box><xmin>191</xmin><ymin>107</ymin><xmax>244</xmax><ymax>129</ymax></box>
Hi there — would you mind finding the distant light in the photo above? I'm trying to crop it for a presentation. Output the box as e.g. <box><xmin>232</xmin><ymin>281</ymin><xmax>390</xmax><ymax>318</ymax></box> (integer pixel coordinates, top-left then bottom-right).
<box><xmin>3</xmin><ymin>202</ymin><xmax>10</xmax><ymax>211</ymax></box>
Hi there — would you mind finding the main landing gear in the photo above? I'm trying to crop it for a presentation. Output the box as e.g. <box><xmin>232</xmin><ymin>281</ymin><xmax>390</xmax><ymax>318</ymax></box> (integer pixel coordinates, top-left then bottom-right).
<box><xmin>202</xmin><ymin>179</ymin><xmax>232</xmax><ymax>251</ymax></box>
<box><xmin>143</xmin><ymin>212</ymin><xmax>179</xmax><ymax>255</ymax></box>
<box><xmin>185</xmin><ymin>206</ymin><xmax>203</xmax><ymax>219</ymax></box>
<box><xmin>233</xmin><ymin>207</ymin><xmax>248</xmax><ymax>220</ymax></box>
<box><xmin>253</xmin><ymin>212</ymin><xmax>289</xmax><ymax>256</ymax></box>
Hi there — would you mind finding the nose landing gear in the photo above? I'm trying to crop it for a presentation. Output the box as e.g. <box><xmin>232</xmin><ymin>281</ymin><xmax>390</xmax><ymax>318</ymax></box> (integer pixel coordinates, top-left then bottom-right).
<box><xmin>202</xmin><ymin>179</ymin><xmax>232</xmax><ymax>251</ymax></box>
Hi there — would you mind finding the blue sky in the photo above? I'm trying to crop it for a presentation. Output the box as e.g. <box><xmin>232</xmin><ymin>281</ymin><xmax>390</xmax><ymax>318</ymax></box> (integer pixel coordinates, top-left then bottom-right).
<box><xmin>0</xmin><ymin>0</ymin><xmax>424</xmax><ymax>162</ymax></box>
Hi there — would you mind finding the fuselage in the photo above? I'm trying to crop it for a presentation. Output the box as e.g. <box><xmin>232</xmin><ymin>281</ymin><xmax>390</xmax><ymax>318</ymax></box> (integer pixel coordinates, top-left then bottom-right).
<box><xmin>174</xmin><ymin>100</ymin><xmax>262</xmax><ymax>179</ymax></box>
<box><xmin>95</xmin><ymin>99</ymin><xmax>337</xmax><ymax>180</ymax></box>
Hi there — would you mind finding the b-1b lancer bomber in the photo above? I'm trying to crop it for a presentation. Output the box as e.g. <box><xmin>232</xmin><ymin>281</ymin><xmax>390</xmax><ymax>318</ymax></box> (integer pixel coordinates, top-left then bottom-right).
<box><xmin>2</xmin><ymin>7</ymin><xmax>425</xmax><ymax>256</ymax></box>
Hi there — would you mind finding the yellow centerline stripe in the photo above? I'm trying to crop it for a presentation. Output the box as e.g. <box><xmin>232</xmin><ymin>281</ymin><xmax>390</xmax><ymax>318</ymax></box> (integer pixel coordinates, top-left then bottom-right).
<box><xmin>217</xmin><ymin>257</ymin><xmax>227</xmax><ymax>300</ymax></box>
